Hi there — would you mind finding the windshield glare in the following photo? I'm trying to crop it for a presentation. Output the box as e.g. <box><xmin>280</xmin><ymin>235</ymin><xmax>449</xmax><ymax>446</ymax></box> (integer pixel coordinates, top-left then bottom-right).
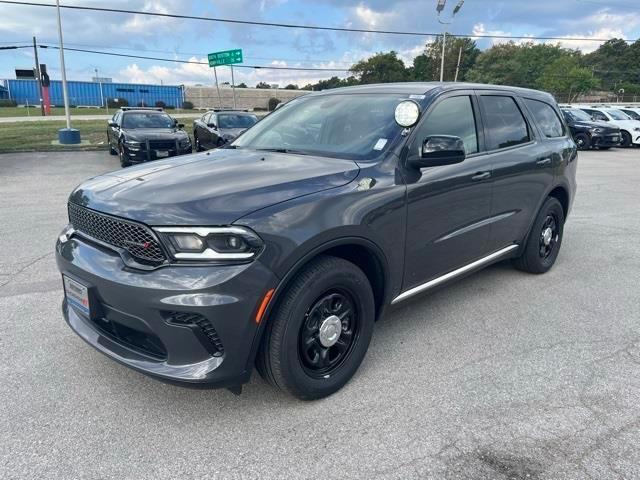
<box><xmin>607</xmin><ymin>109</ymin><xmax>631</xmax><ymax>120</ymax></box>
<box><xmin>563</xmin><ymin>109</ymin><xmax>592</xmax><ymax>122</ymax></box>
<box><xmin>218</xmin><ymin>114</ymin><xmax>258</xmax><ymax>129</ymax></box>
<box><xmin>123</xmin><ymin>113</ymin><xmax>175</xmax><ymax>129</ymax></box>
<box><xmin>233</xmin><ymin>93</ymin><xmax>407</xmax><ymax>160</ymax></box>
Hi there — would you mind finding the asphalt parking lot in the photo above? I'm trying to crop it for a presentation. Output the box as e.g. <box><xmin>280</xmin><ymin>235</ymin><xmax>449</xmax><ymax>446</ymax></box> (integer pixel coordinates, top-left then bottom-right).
<box><xmin>1</xmin><ymin>148</ymin><xmax>639</xmax><ymax>479</ymax></box>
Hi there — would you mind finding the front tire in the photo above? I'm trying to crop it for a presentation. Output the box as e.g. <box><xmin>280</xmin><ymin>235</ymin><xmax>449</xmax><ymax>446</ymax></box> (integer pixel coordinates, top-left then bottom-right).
<box><xmin>256</xmin><ymin>256</ymin><xmax>375</xmax><ymax>400</ymax></box>
<box><xmin>118</xmin><ymin>143</ymin><xmax>131</xmax><ymax>168</ymax></box>
<box><xmin>108</xmin><ymin>134</ymin><xmax>117</xmax><ymax>155</ymax></box>
<box><xmin>574</xmin><ymin>133</ymin><xmax>590</xmax><ymax>150</ymax></box>
<box><xmin>513</xmin><ymin>197</ymin><xmax>564</xmax><ymax>274</ymax></box>
<box><xmin>620</xmin><ymin>130</ymin><xmax>632</xmax><ymax>148</ymax></box>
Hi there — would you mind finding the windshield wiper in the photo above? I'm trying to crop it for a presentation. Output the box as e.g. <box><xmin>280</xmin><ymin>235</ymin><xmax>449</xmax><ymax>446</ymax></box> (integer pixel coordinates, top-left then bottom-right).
<box><xmin>253</xmin><ymin>147</ymin><xmax>309</xmax><ymax>155</ymax></box>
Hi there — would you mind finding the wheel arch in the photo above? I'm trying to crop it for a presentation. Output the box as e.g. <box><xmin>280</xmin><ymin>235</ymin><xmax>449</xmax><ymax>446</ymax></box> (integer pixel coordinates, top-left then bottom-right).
<box><xmin>244</xmin><ymin>236</ymin><xmax>390</xmax><ymax>371</ymax></box>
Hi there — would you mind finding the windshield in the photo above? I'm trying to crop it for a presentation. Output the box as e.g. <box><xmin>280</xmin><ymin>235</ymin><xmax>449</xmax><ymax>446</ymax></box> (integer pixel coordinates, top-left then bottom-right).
<box><xmin>218</xmin><ymin>114</ymin><xmax>258</xmax><ymax>129</ymax></box>
<box><xmin>122</xmin><ymin>112</ymin><xmax>175</xmax><ymax>129</ymax></box>
<box><xmin>563</xmin><ymin>108</ymin><xmax>592</xmax><ymax>122</ymax></box>
<box><xmin>606</xmin><ymin>109</ymin><xmax>631</xmax><ymax>120</ymax></box>
<box><xmin>233</xmin><ymin>93</ymin><xmax>408</xmax><ymax>160</ymax></box>
<box><xmin>622</xmin><ymin>109</ymin><xmax>640</xmax><ymax>120</ymax></box>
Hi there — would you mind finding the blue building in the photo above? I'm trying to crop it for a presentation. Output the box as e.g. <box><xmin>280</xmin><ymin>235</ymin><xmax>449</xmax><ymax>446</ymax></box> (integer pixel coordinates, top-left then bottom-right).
<box><xmin>2</xmin><ymin>79</ymin><xmax>185</xmax><ymax>108</ymax></box>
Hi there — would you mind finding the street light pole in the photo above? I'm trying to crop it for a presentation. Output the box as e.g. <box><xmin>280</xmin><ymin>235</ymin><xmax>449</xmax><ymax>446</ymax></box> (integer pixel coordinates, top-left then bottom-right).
<box><xmin>55</xmin><ymin>0</ymin><xmax>80</xmax><ymax>143</ymax></box>
<box><xmin>436</xmin><ymin>0</ymin><xmax>466</xmax><ymax>83</ymax></box>
<box><xmin>95</xmin><ymin>68</ymin><xmax>104</xmax><ymax>109</ymax></box>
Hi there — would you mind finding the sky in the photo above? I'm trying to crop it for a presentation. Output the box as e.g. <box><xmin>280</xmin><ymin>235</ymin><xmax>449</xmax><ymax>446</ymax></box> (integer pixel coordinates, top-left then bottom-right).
<box><xmin>1</xmin><ymin>0</ymin><xmax>639</xmax><ymax>88</ymax></box>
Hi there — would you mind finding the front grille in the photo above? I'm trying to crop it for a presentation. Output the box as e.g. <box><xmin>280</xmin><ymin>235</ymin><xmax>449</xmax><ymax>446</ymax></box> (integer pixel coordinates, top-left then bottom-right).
<box><xmin>149</xmin><ymin>140</ymin><xmax>177</xmax><ymax>150</ymax></box>
<box><xmin>68</xmin><ymin>202</ymin><xmax>166</xmax><ymax>265</ymax></box>
<box><xmin>165</xmin><ymin>311</ymin><xmax>224</xmax><ymax>356</ymax></box>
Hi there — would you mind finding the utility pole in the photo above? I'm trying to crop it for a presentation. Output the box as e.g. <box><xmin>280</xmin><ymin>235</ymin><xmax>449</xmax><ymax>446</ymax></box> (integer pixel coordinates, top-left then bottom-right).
<box><xmin>94</xmin><ymin>68</ymin><xmax>104</xmax><ymax>108</ymax></box>
<box><xmin>230</xmin><ymin>65</ymin><xmax>237</xmax><ymax>109</ymax></box>
<box><xmin>33</xmin><ymin>36</ymin><xmax>44</xmax><ymax>116</ymax></box>
<box><xmin>55</xmin><ymin>0</ymin><xmax>80</xmax><ymax>143</ymax></box>
<box><xmin>454</xmin><ymin>45</ymin><xmax>463</xmax><ymax>82</ymax></box>
<box><xmin>437</xmin><ymin>0</ymin><xmax>466</xmax><ymax>82</ymax></box>
<box><xmin>213</xmin><ymin>66</ymin><xmax>222</xmax><ymax>109</ymax></box>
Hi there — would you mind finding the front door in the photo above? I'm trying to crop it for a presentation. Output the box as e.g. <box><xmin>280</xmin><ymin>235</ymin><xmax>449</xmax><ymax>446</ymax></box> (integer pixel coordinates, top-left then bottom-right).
<box><xmin>402</xmin><ymin>93</ymin><xmax>493</xmax><ymax>291</ymax></box>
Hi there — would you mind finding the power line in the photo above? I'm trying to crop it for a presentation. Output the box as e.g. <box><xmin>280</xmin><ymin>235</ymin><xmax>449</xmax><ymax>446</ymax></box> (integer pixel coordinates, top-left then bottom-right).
<box><xmin>1</xmin><ymin>0</ymin><xmax>637</xmax><ymax>42</ymax></box>
<box><xmin>34</xmin><ymin>39</ymin><xmax>356</xmax><ymax>66</ymax></box>
<box><xmin>38</xmin><ymin>45</ymin><xmax>352</xmax><ymax>72</ymax></box>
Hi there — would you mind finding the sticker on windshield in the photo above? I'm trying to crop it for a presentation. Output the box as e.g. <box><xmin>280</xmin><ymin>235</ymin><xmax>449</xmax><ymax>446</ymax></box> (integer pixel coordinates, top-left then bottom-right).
<box><xmin>373</xmin><ymin>138</ymin><xmax>388</xmax><ymax>150</ymax></box>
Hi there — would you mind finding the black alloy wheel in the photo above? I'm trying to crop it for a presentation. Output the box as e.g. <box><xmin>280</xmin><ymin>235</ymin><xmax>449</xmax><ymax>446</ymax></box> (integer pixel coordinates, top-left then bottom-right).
<box><xmin>574</xmin><ymin>133</ymin><xmax>590</xmax><ymax>150</ymax></box>
<box><xmin>620</xmin><ymin>131</ymin><xmax>632</xmax><ymax>148</ymax></box>
<box><xmin>298</xmin><ymin>290</ymin><xmax>359</xmax><ymax>378</ymax></box>
<box><xmin>194</xmin><ymin>134</ymin><xmax>202</xmax><ymax>151</ymax></box>
<box><xmin>513</xmin><ymin>197</ymin><xmax>565</xmax><ymax>274</ymax></box>
<box><xmin>119</xmin><ymin>143</ymin><xmax>131</xmax><ymax>168</ymax></box>
<box><xmin>539</xmin><ymin>214</ymin><xmax>559</xmax><ymax>259</ymax></box>
<box><xmin>108</xmin><ymin>132</ymin><xmax>117</xmax><ymax>155</ymax></box>
<box><xmin>256</xmin><ymin>255</ymin><xmax>375</xmax><ymax>400</ymax></box>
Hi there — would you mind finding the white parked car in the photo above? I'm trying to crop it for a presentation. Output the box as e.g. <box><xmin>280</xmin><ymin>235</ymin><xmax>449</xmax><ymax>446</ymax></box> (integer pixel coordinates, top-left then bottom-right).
<box><xmin>574</xmin><ymin>105</ymin><xmax>640</xmax><ymax>147</ymax></box>
<box><xmin>620</xmin><ymin>107</ymin><xmax>640</xmax><ymax>122</ymax></box>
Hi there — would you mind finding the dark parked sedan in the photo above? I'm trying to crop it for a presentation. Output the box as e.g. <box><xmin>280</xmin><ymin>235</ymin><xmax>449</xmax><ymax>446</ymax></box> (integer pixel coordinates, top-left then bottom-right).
<box><xmin>193</xmin><ymin>110</ymin><xmax>258</xmax><ymax>151</ymax></box>
<box><xmin>107</xmin><ymin>108</ymin><xmax>192</xmax><ymax>167</ymax></box>
<box><xmin>561</xmin><ymin>107</ymin><xmax>621</xmax><ymax>150</ymax></box>
<box><xmin>57</xmin><ymin>83</ymin><xmax>576</xmax><ymax>400</ymax></box>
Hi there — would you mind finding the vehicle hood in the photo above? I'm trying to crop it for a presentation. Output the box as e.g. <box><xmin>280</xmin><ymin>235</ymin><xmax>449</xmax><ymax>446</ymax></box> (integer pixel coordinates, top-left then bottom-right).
<box><xmin>69</xmin><ymin>149</ymin><xmax>360</xmax><ymax>225</ymax></box>
<box><xmin>572</xmin><ymin>121</ymin><xmax>619</xmax><ymax>132</ymax></box>
<box><xmin>608</xmin><ymin>119</ymin><xmax>640</xmax><ymax>130</ymax></box>
<box><xmin>219</xmin><ymin>127</ymin><xmax>247</xmax><ymax>140</ymax></box>
<box><xmin>123</xmin><ymin>128</ymin><xmax>189</xmax><ymax>141</ymax></box>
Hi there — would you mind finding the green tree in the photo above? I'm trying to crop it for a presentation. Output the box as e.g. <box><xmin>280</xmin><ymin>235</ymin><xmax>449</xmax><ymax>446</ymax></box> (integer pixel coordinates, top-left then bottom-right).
<box><xmin>466</xmin><ymin>42</ymin><xmax>574</xmax><ymax>89</ymax></box>
<box><xmin>255</xmin><ymin>82</ymin><xmax>271</xmax><ymax>89</ymax></box>
<box><xmin>539</xmin><ymin>56</ymin><xmax>599</xmax><ymax>102</ymax></box>
<box><xmin>284</xmin><ymin>84</ymin><xmax>299</xmax><ymax>90</ymax></box>
<box><xmin>236</xmin><ymin>83</ymin><xmax>248</xmax><ymax>88</ymax></box>
<box><xmin>411</xmin><ymin>36</ymin><xmax>480</xmax><ymax>81</ymax></box>
<box><xmin>349</xmin><ymin>51</ymin><xmax>409</xmax><ymax>84</ymax></box>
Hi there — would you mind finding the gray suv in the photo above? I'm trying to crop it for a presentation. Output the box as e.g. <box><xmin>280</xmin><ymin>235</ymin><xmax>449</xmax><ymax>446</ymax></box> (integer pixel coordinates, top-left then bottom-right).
<box><xmin>56</xmin><ymin>83</ymin><xmax>577</xmax><ymax>400</ymax></box>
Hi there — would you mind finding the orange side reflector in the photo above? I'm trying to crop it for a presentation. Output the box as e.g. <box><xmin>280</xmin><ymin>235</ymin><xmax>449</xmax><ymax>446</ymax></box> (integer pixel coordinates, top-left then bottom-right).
<box><xmin>255</xmin><ymin>288</ymin><xmax>275</xmax><ymax>324</ymax></box>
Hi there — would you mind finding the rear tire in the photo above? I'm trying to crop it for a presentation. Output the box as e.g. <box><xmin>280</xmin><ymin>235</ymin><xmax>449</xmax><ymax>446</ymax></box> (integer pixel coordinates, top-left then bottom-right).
<box><xmin>574</xmin><ymin>133</ymin><xmax>590</xmax><ymax>150</ymax></box>
<box><xmin>194</xmin><ymin>133</ymin><xmax>202</xmax><ymax>152</ymax></box>
<box><xmin>513</xmin><ymin>197</ymin><xmax>564</xmax><ymax>274</ymax></box>
<box><xmin>256</xmin><ymin>256</ymin><xmax>375</xmax><ymax>400</ymax></box>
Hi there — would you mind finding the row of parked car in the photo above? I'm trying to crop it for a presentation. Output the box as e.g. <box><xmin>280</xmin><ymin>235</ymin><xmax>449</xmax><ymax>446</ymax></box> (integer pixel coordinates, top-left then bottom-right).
<box><xmin>106</xmin><ymin>107</ymin><xmax>258</xmax><ymax>167</ymax></box>
<box><xmin>560</xmin><ymin>104</ymin><xmax>640</xmax><ymax>150</ymax></box>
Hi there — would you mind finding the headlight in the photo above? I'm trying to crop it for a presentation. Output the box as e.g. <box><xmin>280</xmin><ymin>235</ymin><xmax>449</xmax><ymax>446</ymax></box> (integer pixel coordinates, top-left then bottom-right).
<box><xmin>124</xmin><ymin>140</ymin><xmax>142</xmax><ymax>150</ymax></box>
<box><xmin>154</xmin><ymin>226</ymin><xmax>263</xmax><ymax>262</ymax></box>
<box><xmin>589</xmin><ymin>127</ymin><xmax>603</xmax><ymax>134</ymax></box>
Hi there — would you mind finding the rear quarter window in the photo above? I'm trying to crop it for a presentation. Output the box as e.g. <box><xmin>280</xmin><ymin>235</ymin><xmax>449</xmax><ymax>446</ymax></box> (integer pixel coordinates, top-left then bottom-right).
<box><xmin>524</xmin><ymin>99</ymin><xmax>565</xmax><ymax>138</ymax></box>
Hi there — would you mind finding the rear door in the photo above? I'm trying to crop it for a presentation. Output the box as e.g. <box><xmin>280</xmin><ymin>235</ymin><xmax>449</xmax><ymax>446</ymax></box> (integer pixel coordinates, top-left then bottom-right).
<box><xmin>401</xmin><ymin>92</ymin><xmax>494</xmax><ymax>290</ymax></box>
<box><xmin>478</xmin><ymin>93</ymin><xmax>557</xmax><ymax>251</ymax></box>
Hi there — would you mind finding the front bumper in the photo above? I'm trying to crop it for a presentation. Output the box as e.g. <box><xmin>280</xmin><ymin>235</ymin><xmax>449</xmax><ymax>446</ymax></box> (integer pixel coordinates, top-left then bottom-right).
<box><xmin>124</xmin><ymin>142</ymin><xmax>192</xmax><ymax>164</ymax></box>
<box><xmin>591</xmin><ymin>133</ymin><xmax>621</xmax><ymax>147</ymax></box>
<box><xmin>56</xmin><ymin>235</ymin><xmax>277</xmax><ymax>388</ymax></box>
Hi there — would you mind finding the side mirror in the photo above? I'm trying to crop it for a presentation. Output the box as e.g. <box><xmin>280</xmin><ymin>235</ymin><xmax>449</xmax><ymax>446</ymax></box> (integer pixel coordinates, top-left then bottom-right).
<box><xmin>409</xmin><ymin>135</ymin><xmax>466</xmax><ymax>169</ymax></box>
<box><xmin>207</xmin><ymin>123</ymin><xmax>217</xmax><ymax>129</ymax></box>
<box><xmin>177</xmin><ymin>123</ymin><xmax>185</xmax><ymax>129</ymax></box>
<box><xmin>108</xmin><ymin>121</ymin><xmax>118</xmax><ymax>128</ymax></box>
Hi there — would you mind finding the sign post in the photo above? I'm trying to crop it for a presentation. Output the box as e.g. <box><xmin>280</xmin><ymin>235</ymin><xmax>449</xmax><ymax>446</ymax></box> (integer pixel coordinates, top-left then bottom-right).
<box><xmin>208</xmin><ymin>49</ymin><xmax>243</xmax><ymax>110</ymax></box>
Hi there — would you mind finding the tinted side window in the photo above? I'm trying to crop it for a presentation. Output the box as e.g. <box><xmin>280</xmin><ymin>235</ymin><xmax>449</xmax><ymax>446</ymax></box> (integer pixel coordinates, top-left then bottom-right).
<box><xmin>525</xmin><ymin>99</ymin><xmax>564</xmax><ymax>138</ymax></box>
<box><xmin>585</xmin><ymin>109</ymin><xmax>608</xmax><ymax>122</ymax></box>
<box><xmin>412</xmin><ymin>95</ymin><xmax>478</xmax><ymax>155</ymax></box>
<box><xmin>479</xmin><ymin>96</ymin><xmax>530</xmax><ymax>150</ymax></box>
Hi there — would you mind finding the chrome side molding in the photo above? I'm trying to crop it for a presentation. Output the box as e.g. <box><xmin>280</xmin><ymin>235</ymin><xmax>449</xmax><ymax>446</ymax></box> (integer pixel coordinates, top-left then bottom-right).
<box><xmin>391</xmin><ymin>244</ymin><xmax>519</xmax><ymax>305</ymax></box>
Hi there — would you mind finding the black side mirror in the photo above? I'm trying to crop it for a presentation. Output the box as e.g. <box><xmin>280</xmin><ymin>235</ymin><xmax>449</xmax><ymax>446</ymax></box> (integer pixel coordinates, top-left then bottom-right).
<box><xmin>409</xmin><ymin>135</ymin><xmax>466</xmax><ymax>169</ymax></box>
<box><xmin>108</xmin><ymin>121</ymin><xmax>118</xmax><ymax>128</ymax></box>
<box><xmin>207</xmin><ymin>123</ymin><xmax>217</xmax><ymax>129</ymax></box>
<box><xmin>177</xmin><ymin>123</ymin><xmax>185</xmax><ymax>129</ymax></box>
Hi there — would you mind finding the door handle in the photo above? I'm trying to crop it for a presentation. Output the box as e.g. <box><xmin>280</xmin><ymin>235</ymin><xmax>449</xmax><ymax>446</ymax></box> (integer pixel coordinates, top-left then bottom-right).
<box><xmin>536</xmin><ymin>158</ymin><xmax>552</xmax><ymax>166</ymax></box>
<box><xmin>471</xmin><ymin>171</ymin><xmax>491</xmax><ymax>181</ymax></box>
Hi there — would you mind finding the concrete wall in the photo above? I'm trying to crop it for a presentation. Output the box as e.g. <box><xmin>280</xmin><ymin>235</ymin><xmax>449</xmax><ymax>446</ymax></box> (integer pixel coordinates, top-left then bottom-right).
<box><xmin>184</xmin><ymin>85</ymin><xmax>309</xmax><ymax>110</ymax></box>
